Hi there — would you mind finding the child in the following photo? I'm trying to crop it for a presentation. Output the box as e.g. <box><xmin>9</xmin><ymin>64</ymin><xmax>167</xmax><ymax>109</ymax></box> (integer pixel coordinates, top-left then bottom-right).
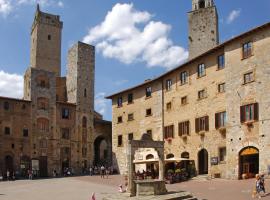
<box><xmin>253</xmin><ymin>174</ymin><xmax>262</xmax><ymax>199</ymax></box>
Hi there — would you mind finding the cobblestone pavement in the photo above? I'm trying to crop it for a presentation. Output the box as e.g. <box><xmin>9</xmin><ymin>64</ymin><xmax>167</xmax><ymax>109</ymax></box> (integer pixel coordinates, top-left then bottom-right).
<box><xmin>0</xmin><ymin>175</ymin><xmax>270</xmax><ymax>200</ymax></box>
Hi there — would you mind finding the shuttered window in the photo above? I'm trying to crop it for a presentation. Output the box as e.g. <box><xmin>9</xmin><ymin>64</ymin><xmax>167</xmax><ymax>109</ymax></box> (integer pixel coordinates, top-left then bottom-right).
<box><xmin>215</xmin><ymin>112</ymin><xmax>226</xmax><ymax>129</ymax></box>
<box><xmin>164</xmin><ymin>125</ymin><xmax>174</xmax><ymax>139</ymax></box>
<box><xmin>195</xmin><ymin>116</ymin><xmax>209</xmax><ymax>133</ymax></box>
<box><xmin>178</xmin><ymin>121</ymin><xmax>190</xmax><ymax>136</ymax></box>
<box><xmin>240</xmin><ymin>103</ymin><xmax>259</xmax><ymax>123</ymax></box>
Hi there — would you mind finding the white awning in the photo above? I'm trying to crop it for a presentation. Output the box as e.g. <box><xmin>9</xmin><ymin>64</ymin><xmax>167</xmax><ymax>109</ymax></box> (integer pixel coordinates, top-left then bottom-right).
<box><xmin>133</xmin><ymin>157</ymin><xmax>189</xmax><ymax>164</ymax></box>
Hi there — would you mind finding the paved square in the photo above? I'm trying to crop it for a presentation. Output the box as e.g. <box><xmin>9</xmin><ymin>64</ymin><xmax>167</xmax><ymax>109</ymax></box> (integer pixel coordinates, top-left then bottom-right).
<box><xmin>0</xmin><ymin>176</ymin><xmax>270</xmax><ymax>200</ymax></box>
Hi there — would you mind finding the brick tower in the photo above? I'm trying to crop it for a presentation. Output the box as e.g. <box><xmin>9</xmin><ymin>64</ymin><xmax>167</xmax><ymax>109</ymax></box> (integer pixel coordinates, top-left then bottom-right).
<box><xmin>30</xmin><ymin>4</ymin><xmax>63</xmax><ymax>76</ymax></box>
<box><xmin>188</xmin><ymin>0</ymin><xmax>219</xmax><ymax>59</ymax></box>
<box><xmin>66</xmin><ymin>42</ymin><xmax>95</xmax><ymax>169</ymax></box>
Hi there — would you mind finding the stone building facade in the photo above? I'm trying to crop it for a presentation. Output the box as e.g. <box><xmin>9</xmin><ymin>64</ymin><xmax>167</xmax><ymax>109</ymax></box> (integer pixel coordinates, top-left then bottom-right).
<box><xmin>107</xmin><ymin>0</ymin><xmax>270</xmax><ymax>179</ymax></box>
<box><xmin>0</xmin><ymin>6</ymin><xmax>112</xmax><ymax>177</ymax></box>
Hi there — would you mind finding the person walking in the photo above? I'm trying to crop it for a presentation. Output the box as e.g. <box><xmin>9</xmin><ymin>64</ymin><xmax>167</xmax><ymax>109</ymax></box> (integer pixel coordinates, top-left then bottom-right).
<box><xmin>6</xmin><ymin>170</ymin><xmax>10</xmax><ymax>181</ymax></box>
<box><xmin>28</xmin><ymin>169</ymin><xmax>33</xmax><ymax>180</ymax></box>
<box><xmin>89</xmin><ymin>166</ymin><xmax>93</xmax><ymax>176</ymax></box>
<box><xmin>100</xmin><ymin>165</ymin><xmax>105</xmax><ymax>178</ymax></box>
<box><xmin>253</xmin><ymin>174</ymin><xmax>262</xmax><ymax>199</ymax></box>
<box><xmin>105</xmin><ymin>167</ymin><xmax>110</xmax><ymax>179</ymax></box>
<box><xmin>260</xmin><ymin>174</ymin><xmax>266</xmax><ymax>194</ymax></box>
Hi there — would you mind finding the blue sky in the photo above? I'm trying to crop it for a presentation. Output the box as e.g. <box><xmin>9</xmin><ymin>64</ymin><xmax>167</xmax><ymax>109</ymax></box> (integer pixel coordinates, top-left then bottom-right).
<box><xmin>0</xmin><ymin>0</ymin><xmax>270</xmax><ymax>120</ymax></box>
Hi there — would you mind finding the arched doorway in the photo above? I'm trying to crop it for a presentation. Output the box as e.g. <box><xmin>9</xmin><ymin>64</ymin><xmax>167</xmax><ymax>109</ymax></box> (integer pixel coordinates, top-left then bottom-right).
<box><xmin>94</xmin><ymin>136</ymin><xmax>109</xmax><ymax>166</ymax></box>
<box><xmin>5</xmin><ymin>155</ymin><xmax>14</xmax><ymax>173</ymax></box>
<box><xmin>239</xmin><ymin>146</ymin><xmax>259</xmax><ymax>179</ymax></box>
<box><xmin>181</xmin><ymin>152</ymin><xmax>190</xmax><ymax>159</ymax></box>
<box><xmin>198</xmin><ymin>149</ymin><xmax>208</xmax><ymax>175</ymax></box>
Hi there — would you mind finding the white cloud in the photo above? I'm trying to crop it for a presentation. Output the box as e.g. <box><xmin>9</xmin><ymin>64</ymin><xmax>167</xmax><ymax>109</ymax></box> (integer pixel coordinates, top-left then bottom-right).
<box><xmin>227</xmin><ymin>9</ymin><xmax>241</xmax><ymax>24</ymax></box>
<box><xmin>83</xmin><ymin>3</ymin><xmax>188</xmax><ymax>70</ymax></box>
<box><xmin>95</xmin><ymin>92</ymin><xmax>108</xmax><ymax>116</ymax></box>
<box><xmin>57</xmin><ymin>1</ymin><xmax>63</xmax><ymax>8</ymax></box>
<box><xmin>0</xmin><ymin>0</ymin><xmax>12</xmax><ymax>17</ymax></box>
<box><xmin>0</xmin><ymin>70</ymin><xmax>23</xmax><ymax>98</ymax></box>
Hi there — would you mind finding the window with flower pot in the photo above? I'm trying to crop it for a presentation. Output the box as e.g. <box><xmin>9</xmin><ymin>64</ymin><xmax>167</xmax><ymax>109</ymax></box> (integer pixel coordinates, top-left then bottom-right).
<box><xmin>240</xmin><ymin>103</ymin><xmax>259</xmax><ymax>123</ymax></box>
<box><xmin>195</xmin><ymin>116</ymin><xmax>209</xmax><ymax>133</ymax></box>
<box><xmin>164</xmin><ymin>125</ymin><xmax>174</xmax><ymax>139</ymax></box>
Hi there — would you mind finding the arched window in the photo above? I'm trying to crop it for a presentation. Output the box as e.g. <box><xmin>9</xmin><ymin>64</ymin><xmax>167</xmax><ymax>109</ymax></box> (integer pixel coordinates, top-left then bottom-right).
<box><xmin>199</xmin><ymin>0</ymin><xmax>205</xmax><ymax>9</ymax></box>
<box><xmin>181</xmin><ymin>152</ymin><xmax>190</xmax><ymax>159</ymax></box>
<box><xmin>146</xmin><ymin>154</ymin><xmax>154</xmax><ymax>160</ymax></box>
<box><xmin>82</xmin><ymin>117</ymin><xmax>87</xmax><ymax>128</ymax></box>
<box><xmin>37</xmin><ymin>97</ymin><xmax>49</xmax><ymax>110</ymax></box>
<box><xmin>166</xmin><ymin>154</ymin><xmax>174</xmax><ymax>159</ymax></box>
<box><xmin>84</xmin><ymin>89</ymin><xmax>87</xmax><ymax>97</ymax></box>
<box><xmin>37</xmin><ymin>118</ymin><xmax>49</xmax><ymax>132</ymax></box>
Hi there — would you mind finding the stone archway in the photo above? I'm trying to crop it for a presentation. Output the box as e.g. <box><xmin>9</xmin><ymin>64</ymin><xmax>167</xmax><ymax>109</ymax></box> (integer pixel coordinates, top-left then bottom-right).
<box><xmin>239</xmin><ymin>146</ymin><xmax>259</xmax><ymax>179</ymax></box>
<box><xmin>198</xmin><ymin>149</ymin><xmax>208</xmax><ymax>175</ymax></box>
<box><xmin>94</xmin><ymin>136</ymin><xmax>110</xmax><ymax>166</ymax></box>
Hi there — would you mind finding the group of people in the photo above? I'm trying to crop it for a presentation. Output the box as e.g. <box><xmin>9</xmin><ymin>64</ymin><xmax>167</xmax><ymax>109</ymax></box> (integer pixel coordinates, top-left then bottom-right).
<box><xmin>135</xmin><ymin>169</ymin><xmax>157</xmax><ymax>180</ymax></box>
<box><xmin>254</xmin><ymin>174</ymin><xmax>266</xmax><ymax>199</ymax></box>
<box><xmin>89</xmin><ymin>165</ymin><xmax>112</xmax><ymax>178</ymax></box>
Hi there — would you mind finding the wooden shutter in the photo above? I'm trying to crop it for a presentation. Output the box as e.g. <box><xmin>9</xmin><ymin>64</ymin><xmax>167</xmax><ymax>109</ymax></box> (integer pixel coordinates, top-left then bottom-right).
<box><xmin>254</xmin><ymin>103</ymin><xmax>259</xmax><ymax>121</ymax></box>
<box><xmin>195</xmin><ymin>118</ymin><xmax>199</xmax><ymax>133</ymax></box>
<box><xmin>187</xmin><ymin>121</ymin><xmax>190</xmax><ymax>135</ymax></box>
<box><xmin>205</xmin><ymin>116</ymin><xmax>209</xmax><ymax>131</ymax></box>
<box><xmin>215</xmin><ymin>113</ymin><xmax>219</xmax><ymax>129</ymax></box>
<box><xmin>240</xmin><ymin>105</ymin><xmax>245</xmax><ymax>123</ymax></box>
<box><xmin>171</xmin><ymin>125</ymin><xmax>174</xmax><ymax>138</ymax></box>
<box><xmin>178</xmin><ymin>123</ymin><xmax>182</xmax><ymax>136</ymax></box>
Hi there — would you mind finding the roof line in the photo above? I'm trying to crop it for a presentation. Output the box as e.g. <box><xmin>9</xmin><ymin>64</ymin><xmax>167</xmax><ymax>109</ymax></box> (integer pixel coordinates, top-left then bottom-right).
<box><xmin>106</xmin><ymin>21</ymin><xmax>270</xmax><ymax>99</ymax></box>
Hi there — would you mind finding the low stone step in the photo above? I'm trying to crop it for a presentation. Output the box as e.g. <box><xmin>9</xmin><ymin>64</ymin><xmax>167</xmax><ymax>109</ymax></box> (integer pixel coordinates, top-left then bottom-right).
<box><xmin>102</xmin><ymin>191</ymin><xmax>197</xmax><ymax>200</ymax></box>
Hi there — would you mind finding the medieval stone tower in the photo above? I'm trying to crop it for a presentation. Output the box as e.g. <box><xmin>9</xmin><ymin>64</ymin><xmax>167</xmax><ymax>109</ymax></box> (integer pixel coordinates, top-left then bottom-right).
<box><xmin>30</xmin><ymin>5</ymin><xmax>62</xmax><ymax>76</ymax></box>
<box><xmin>188</xmin><ymin>0</ymin><xmax>219</xmax><ymax>59</ymax></box>
<box><xmin>66</xmin><ymin>42</ymin><xmax>95</xmax><ymax>169</ymax></box>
